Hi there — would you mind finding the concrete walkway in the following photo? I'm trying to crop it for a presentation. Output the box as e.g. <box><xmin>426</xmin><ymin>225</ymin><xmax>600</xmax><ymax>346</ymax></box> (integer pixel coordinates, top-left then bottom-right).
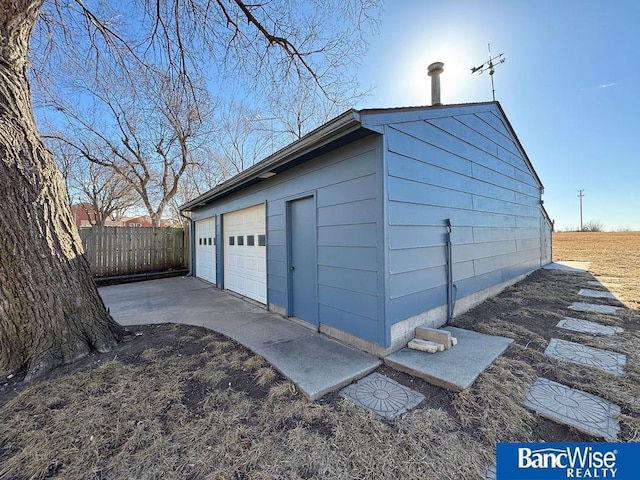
<box><xmin>99</xmin><ymin>276</ymin><xmax>380</xmax><ymax>400</ymax></box>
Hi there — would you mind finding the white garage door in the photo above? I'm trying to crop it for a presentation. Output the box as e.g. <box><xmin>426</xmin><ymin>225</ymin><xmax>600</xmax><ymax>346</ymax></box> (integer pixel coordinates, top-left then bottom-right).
<box><xmin>195</xmin><ymin>217</ymin><xmax>216</xmax><ymax>284</ymax></box>
<box><xmin>224</xmin><ymin>204</ymin><xmax>266</xmax><ymax>303</ymax></box>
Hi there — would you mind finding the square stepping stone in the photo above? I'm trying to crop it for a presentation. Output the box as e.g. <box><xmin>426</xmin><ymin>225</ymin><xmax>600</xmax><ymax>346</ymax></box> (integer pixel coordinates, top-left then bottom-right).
<box><xmin>587</xmin><ymin>280</ymin><xmax>619</xmax><ymax>288</ymax></box>
<box><xmin>569</xmin><ymin>302</ymin><xmax>622</xmax><ymax>315</ymax></box>
<box><xmin>578</xmin><ymin>288</ymin><xmax>617</xmax><ymax>300</ymax></box>
<box><xmin>594</xmin><ymin>276</ymin><xmax>621</xmax><ymax>282</ymax></box>
<box><xmin>556</xmin><ymin>317</ymin><xmax>623</xmax><ymax>336</ymax></box>
<box><xmin>524</xmin><ymin>378</ymin><xmax>620</xmax><ymax>439</ymax></box>
<box><xmin>545</xmin><ymin>338</ymin><xmax>626</xmax><ymax>376</ymax></box>
<box><xmin>340</xmin><ymin>372</ymin><xmax>424</xmax><ymax>420</ymax></box>
<box><xmin>543</xmin><ymin>261</ymin><xmax>591</xmax><ymax>273</ymax></box>
<box><xmin>485</xmin><ymin>464</ymin><xmax>496</xmax><ymax>480</ymax></box>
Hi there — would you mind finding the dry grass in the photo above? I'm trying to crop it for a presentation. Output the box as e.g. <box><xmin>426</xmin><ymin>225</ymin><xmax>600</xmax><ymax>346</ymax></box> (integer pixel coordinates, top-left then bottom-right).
<box><xmin>453</xmin><ymin>358</ymin><xmax>538</xmax><ymax>445</ymax></box>
<box><xmin>0</xmin><ymin>351</ymin><xmax>491</xmax><ymax>479</ymax></box>
<box><xmin>1</xmin><ymin>232</ymin><xmax>640</xmax><ymax>479</ymax></box>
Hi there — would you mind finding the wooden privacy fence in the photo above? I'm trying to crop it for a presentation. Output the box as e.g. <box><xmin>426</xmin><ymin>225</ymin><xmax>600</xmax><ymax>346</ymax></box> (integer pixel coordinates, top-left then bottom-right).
<box><xmin>79</xmin><ymin>226</ymin><xmax>188</xmax><ymax>277</ymax></box>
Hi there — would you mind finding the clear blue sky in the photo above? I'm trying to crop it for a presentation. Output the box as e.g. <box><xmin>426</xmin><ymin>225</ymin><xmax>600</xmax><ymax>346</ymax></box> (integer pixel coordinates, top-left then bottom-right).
<box><xmin>354</xmin><ymin>0</ymin><xmax>639</xmax><ymax>231</ymax></box>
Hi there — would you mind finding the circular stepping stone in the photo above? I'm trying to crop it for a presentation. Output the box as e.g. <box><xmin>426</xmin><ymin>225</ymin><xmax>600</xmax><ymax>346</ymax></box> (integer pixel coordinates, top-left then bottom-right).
<box><xmin>524</xmin><ymin>378</ymin><xmax>620</xmax><ymax>439</ymax></box>
<box><xmin>340</xmin><ymin>372</ymin><xmax>424</xmax><ymax>419</ymax></box>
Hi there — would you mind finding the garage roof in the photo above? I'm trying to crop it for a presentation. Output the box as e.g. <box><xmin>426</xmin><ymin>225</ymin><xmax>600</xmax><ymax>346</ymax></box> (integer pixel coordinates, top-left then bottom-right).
<box><xmin>180</xmin><ymin>102</ymin><xmax>543</xmax><ymax>211</ymax></box>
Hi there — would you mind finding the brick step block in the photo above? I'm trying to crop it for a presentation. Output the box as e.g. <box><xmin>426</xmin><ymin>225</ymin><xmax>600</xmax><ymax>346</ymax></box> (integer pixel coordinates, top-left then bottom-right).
<box><xmin>408</xmin><ymin>338</ymin><xmax>445</xmax><ymax>354</ymax></box>
<box><xmin>415</xmin><ymin>325</ymin><xmax>453</xmax><ymax>349</ymax></box>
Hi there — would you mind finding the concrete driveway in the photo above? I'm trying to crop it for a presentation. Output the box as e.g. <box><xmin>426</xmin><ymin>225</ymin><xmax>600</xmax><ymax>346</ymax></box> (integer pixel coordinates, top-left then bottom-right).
<box><xmin>99</xmin><ymin>276</ymin><xmax>380</xmax><ymax>400</ymax></box>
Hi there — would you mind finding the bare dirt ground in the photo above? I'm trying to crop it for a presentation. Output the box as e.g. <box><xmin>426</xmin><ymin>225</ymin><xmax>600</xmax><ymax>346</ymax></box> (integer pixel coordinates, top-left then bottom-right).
<box><xmin>1</xmin><ymin>232</ymin><xmax>639</xmax><ymax>479</ymax></box>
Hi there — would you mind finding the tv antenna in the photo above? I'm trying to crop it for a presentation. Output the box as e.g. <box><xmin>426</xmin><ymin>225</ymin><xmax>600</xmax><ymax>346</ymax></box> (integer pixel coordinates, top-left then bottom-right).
<box><xmin>471</xmin><ymin>44</ymin><xmax>506</xmax><ymax>101</ymax></box>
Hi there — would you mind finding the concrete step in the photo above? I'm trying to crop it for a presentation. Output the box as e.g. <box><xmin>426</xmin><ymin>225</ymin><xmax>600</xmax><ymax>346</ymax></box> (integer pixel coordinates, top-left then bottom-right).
<box><xmin>408</xmin><ymin>338</ymin><xmax>445</xmax><ymax>353</ymax></box>
<box><xmin>415</xmin><ymin>325</ymin><xmax>453</xmax><ymax>349</ymax></box>
<box><xmin>386</xmin><ymin>327</ymin><xmax>513</xmax><ymax>392</ymax></box>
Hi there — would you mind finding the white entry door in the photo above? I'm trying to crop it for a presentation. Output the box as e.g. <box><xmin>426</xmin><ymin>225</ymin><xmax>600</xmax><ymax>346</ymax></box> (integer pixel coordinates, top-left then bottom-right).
<box><xmin>223</xmin><ymin>204</ymin><xmax>267</xmax><ymax>303</ymax></box>
<box><xmin>195</xmin><ymin>217</ymin><xmax>216</xmax><ymax>284</ymax></box>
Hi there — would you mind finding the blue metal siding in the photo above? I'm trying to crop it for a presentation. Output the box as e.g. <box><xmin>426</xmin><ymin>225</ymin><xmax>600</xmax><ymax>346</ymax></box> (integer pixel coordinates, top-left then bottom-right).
<box><xmin>541</xmin><ymin>209</ymin><xmax>553</xmax><ymax>265</ymax></box>
<box><xmin>389</xmin><ymin>202</ymin><xmax>520</xmax><ymax>228</ymax></box>
<box><xmin>388</xmin><ymin>176</ymin><xmax>473</xmax><ymax>209</ymax></box>
<box><xmin>472</xmin><ymin>226</ymin><xmax>540</xmax><ymax>243</ymax></box>
<box><xmin>387</xmin><ymin>285</ymin><xmax>448</xmax><ymax>324</ymax></box>
<box><xmin>387</xmin><ymin>149</ymin><xmax>523</xmax><ymax>203</ymax></box>
<box><xmin>317</xmin><ymin>246</ymin><xmax>377</xmax><ymax>271</ymax></box>
<box><xmin>454</xmin><ymin>114</ymin><xmax>518</xmax><ymax>155</ymax></box>
<box><xmin>454</xmin><ymin>241</ymin><xmax>518</xmax><ymax>263</ymax></box>
<box><xmin>319</xmin><ymin>304</ymin><xmax>379</xmax><ymax>343</ymax></box>
<box><xmin>318</xmin><ymin>266</ymin><xmax>378</xmax><ymax>295</ymax></box>
<box><xmin>318</xmin><ymin>224</ymin><xmax>377</xmax><ymax>247</ymax></box>
<box><xmin>475</xmin><ymin>110</ymin><xmax>514</xmax><ymax>140</ymax></box>
<box><xmin>191</xmin><ymin>135</ymin><xmax>383</xmax><ymax>343</ymax></box>
<box><xmin>455</xmin><ymin>257</ymin><xmax>541</xmax><ymax>300</ymax></box>
<box><xmin>316</xmin><ymin>174</ymin><xmax>377</xmax><ymax>207</ymax></box>
<box><xmin>388</xmin><ymin>225</ymin><xmax>474</xmax><ymax>249</ymax></box>
<box><xmin>317</xmin><ymin>198</ymin><xmax>377</xmax><ymax>225</ymax></box>
<box><xmin>389</xmin><ymin>246</ymin><xmax>445</xmax><ymax>273</ymax></box>
<box><xmin>389</xmin><ymin>262</ymin><xmax>476</xmax><ymax>299</ymax></box>
<box><xmin>384</xmin><ymin>106</ymin><xmax>545</xmax><ymax>324</ymax></box>
<box><xmin>387</xmin><ymin>127</ymin><xmax>473</xmax><ymax>176</ymax></box>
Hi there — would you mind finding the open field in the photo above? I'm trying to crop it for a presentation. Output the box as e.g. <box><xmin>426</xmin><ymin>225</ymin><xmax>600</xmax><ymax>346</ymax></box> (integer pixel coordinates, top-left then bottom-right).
<box><xmin>554</xmin><ymin>231</ymin><xmax>640</xmax><ymax>310</ymax></box>
<box><xmin>1</xmin><ymin>233</ymin><xmax>639</xmax><ymax>479</ymax></box>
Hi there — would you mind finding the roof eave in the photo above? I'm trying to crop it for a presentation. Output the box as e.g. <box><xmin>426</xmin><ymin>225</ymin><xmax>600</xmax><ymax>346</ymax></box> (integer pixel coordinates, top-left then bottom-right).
<box><xmin>180</xmin><ymin>109</ymin><xmax>362</xmax><ymax>211</ymax></box>
<box><xmin>493</xmin><ymin>102</ymin><xmax>545</xmax><ymax>190</ymax></box>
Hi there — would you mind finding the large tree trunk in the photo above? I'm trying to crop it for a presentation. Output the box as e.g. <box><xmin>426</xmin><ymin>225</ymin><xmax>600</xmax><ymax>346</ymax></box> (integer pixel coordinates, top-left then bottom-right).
<box><xmin>0</xmin><ymin>1</ymin><xmax>123</xmax><ymax>380</ymax></box>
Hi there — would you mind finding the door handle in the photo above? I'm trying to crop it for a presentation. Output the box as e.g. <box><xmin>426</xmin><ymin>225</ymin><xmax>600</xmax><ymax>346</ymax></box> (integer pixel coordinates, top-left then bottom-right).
<box><xmin>289</xmin><ymin>266</ymin><xmax>295</xmax><ymax>271</ymax></box>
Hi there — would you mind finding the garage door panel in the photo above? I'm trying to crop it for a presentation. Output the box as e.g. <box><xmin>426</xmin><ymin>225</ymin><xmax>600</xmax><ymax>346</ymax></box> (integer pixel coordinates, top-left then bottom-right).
<box><xmin>224</xmin><ymin>204</ymin><xmax>267</xmax><ymax>303</ymax></box>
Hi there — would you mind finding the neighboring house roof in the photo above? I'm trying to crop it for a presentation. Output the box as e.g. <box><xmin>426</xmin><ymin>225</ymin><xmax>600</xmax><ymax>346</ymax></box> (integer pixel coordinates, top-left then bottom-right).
<box><xmin>72</xmin><ymin>203</ymin><xmax>129</xmax><ymax>227</ymax></box>
<box><xmin>77</xmin><ymin>219</ymin><xmax>124</xmax><ymax>228</ymax></box>
<box><xmin>180</xmin><ymin>101</ymin><xmax>544</xmax><ymax>211</ymax></box>
<box><xmin>71</xmin><ymin>203</ymin><xmax>96</xmax><ymax>227</ymax></box>
<box><xmin>122</xmin><ymin>216</ymin><xmax>171</xmax><ymax>227</ymax></box>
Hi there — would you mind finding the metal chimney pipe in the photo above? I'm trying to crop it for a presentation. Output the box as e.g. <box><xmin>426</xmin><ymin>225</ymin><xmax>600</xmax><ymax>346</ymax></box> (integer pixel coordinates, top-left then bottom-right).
<box><xmin>427</xmin><ymin>62</ymin><xmax>444</xmax><ymax>105</ymax></box>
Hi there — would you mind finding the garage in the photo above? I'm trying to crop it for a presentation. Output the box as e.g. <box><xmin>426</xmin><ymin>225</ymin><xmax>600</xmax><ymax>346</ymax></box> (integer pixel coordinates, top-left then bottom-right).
<box><xmin>194</xmin><ymin>216</ymin><xmax>216</xmax><ymax>284</ymax></box>
<box><xmin>183</xmin><ymin>102</ymin><xmax>551</xmax><ymax>353</ymax></box>
<box><xmin>223</xmin><ymin>204</ymin><xmax>267</xmax><ymax>303</ymax></box>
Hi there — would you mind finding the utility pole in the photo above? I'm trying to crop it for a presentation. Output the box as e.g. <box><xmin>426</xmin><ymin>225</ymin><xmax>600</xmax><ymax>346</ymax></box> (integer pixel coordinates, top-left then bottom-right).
<box><xmin>577</xmin><ymin>189</ymin><xmax>584</xmax><ymax>231</ymax></box>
